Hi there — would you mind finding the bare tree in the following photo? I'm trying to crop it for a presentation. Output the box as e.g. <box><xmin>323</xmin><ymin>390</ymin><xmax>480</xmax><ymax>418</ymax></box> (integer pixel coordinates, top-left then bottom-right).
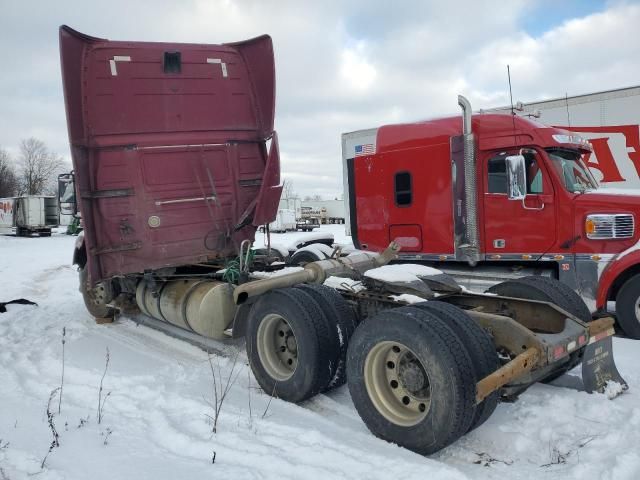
<box><xmin>281</xmin><ymin>179</ymin><xmax>298</xmax><ymax>210</ymax></box>
<box><xmin>0</xmin><ymin>148</ymin><xmax>18</xmax><ymax>197</ymax></box>
<box><xmin>17</xmin><ymin>138</ymin><xmax>64</xmax><ymax>195</ymax></box>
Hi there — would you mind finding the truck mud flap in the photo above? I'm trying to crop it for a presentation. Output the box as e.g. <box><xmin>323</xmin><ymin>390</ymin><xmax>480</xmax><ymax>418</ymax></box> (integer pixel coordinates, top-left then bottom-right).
<box><xmin>580</xmin><ymin>335</ymin><xmax>628</xmax><ymax>397</ymax></box>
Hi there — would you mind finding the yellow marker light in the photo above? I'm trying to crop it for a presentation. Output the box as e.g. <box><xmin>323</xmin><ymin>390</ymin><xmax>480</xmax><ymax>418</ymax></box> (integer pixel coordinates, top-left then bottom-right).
<box><xmin>591</xmin><ymin>255</ymin><xmax>602</xmax><ymax>261</ymax></box>
<box><xmin>522</xmin><ymin>254</ymin><xmax>532</xmax><ymax>260</ymax></box>
<box><xmin>490</xmin><ymin>254</ymin><xmax>501</xmax><ymax>260</ymax></box>
<box><xmin>554</xmin><ymin>255</ymin><xmax>565</xmax><ymax>260</ymax></box>
<box><xmin>585</xmin><ymin>217</ymin><xmax>596</xmax><ymax>236</ymax></box>
<box><xmin>439</xmin><ymin>255</ymin><xmax>447</xmax><ymax>261</ymax></box>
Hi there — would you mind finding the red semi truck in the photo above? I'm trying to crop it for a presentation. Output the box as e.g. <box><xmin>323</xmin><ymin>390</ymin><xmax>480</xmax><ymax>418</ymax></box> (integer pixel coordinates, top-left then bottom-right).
<box><xmin>60</xmin><ymin>26</ymin><xmax>627</xmax><ymax>456</ymax></box>
<box><xmin>343</xmin><ymin>101</ymin><xmax>640</xmax><ymax>339</ymax></box>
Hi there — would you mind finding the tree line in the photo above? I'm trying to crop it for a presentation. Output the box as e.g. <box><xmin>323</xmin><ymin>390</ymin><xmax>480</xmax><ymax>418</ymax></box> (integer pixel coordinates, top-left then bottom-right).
<box><xmin>0</xmin><ymin>138</ymin><xmax>69</xmax><ymax>198</ymax></box>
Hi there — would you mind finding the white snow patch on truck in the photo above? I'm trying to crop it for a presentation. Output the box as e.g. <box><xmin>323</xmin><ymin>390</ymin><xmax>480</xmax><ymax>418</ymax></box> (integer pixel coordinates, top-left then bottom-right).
<box><xmin>364</xmin><ymin>264</ymin><xmax>443</xmax><ymax>283</ymax></box>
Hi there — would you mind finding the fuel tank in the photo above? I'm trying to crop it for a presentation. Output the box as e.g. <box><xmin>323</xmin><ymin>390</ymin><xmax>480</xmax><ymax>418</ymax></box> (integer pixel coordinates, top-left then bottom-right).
<box><xmin>135</xmin><ymin>280</ymin><xmax>236</xmax><ymax>339</ymax></box>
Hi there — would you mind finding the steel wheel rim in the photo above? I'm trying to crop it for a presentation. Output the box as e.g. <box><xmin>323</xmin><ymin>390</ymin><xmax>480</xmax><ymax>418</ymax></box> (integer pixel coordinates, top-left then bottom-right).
<box><xmin>257</xmin><ymin>314</ymin><xmax>298</xmax><ymax>381</ymax></box>
<box><xmin>634</xmin><ymin>297</ymin><xmax>640</xmax><ymax>322</ymax></box>
<box><xmin>364</xmin><ymin>341</ymin><xmax>431</xmax><ymax>427</ymax></box>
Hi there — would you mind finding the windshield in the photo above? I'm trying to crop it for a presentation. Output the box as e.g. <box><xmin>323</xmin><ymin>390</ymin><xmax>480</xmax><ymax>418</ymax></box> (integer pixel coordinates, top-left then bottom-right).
<box><xmin>546</xmin><ymin>148</ymin><xmax>598</xmax><ymax>193</ymax></box>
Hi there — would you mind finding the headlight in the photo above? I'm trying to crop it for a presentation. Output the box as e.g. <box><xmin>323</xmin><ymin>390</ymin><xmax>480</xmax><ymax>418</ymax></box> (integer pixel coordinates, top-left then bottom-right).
<box><xmin>585</xmin><ymin>214</ymin><xmax>634</xmax><ymax>239</ymax></box>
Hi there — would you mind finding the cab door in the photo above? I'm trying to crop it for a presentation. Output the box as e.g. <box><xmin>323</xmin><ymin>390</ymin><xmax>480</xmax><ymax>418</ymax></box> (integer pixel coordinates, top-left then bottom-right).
<box><xmin>483</xmin><ymin>149</ymin><xmax>557</xmax><ymax>256</ymax></box>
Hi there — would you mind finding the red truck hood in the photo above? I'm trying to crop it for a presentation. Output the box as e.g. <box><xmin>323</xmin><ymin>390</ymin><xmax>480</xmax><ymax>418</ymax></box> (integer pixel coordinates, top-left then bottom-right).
<box><xmin>576</xmin><ymin>188</ymin><xmax>640</xmax><ymax>209</ymax></box>
<box><xmin>60</xmin><ymin>26</ymin><xmax>281</xmax><ymax>284</ymax></box>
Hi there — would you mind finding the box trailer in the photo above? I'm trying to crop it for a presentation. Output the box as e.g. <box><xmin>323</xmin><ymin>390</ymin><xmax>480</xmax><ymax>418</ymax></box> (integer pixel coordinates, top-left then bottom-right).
<box><xmin>487</xmin><ymin>86</ymin><xmax>640</xmax><ymax>189</ymax></box>
<box><xmin>301</xmin><ymin>199</ymin><xmax>346</xmax><ymax>224</ymax></box>
<box><xmin>0</xmin><ymin>196</ymin><xmax>58</xmax><ymax>236</ymax></box>
<box><xmin>0</xmin><ymin>198</ymin><xmax>15</xmax><ymax>234</ymax></box>
<box><xmin>60</xmin><ymin>25</ymin><xmax>626</xmax><ymax>457</ymax></box>
<box><xmin>268</xmin><ymin>208</ymin><xmax>296</xmax><ymax>232</ymax></box>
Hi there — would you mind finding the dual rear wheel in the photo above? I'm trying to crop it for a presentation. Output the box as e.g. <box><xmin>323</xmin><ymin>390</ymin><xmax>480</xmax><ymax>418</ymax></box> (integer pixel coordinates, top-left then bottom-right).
<box><xmin>246</xmin><ymin>287</ymin><xmax>499</xmax><ymax>455</ymax></box>
<box><xmin>246</xmin><ymin>285</ymin><xmax>356</xmax><ymax>403</ymax></box>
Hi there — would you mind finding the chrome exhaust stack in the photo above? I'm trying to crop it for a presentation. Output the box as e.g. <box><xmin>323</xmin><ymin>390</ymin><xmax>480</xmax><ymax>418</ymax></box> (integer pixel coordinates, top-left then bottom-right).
<box><xmin>456</xmin><ymin>95</ymin><xmax>481</xmax><ymax>266</ymax></box>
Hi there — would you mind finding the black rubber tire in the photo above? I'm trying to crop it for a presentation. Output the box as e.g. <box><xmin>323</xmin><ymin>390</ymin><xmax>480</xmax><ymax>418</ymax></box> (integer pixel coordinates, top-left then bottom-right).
<box><xmin>289</xmin><ymin>248</ymin><xmax>322</xmax><ymax>266</ymax></box>
<box><xmin>296</xmin><ymin>284</ymin><xmax>358</xmax><ymax>390</ymax></box>
<box><xmin>487</xmin><ymin>276</ymin><xmax>591</xmax><ymax>382</ymax></box>
<box><xmin>412</xmin><ymin>301</ymin><xmax>499</xmax><ymax>432</ymax></box>
<box><xmin>347</xmin><ymin>307</ymin><xmax>476</xmax><ymax>455</ymax></box>
<box><xmin>487</xmin><ymin>276</ymin><xmax>591</xmax><ymax>322</ymax></box>
<box><xmin>616</xmin><ymin>275</ymin><xmax>640</xmax><ymax>339</ymax></box>
<box><xmin>246</xmin><ymin>288</ymin><xmax>339</xmax><ymax>403</ymax></box>
<box><xmin>79</xmin><ymin>266</ymin><xmax>115</xmax><ymax>319</ymax></box>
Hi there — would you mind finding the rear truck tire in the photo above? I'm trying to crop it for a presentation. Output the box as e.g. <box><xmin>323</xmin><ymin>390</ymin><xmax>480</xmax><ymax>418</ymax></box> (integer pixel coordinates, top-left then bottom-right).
<box><xmin>487</xmin><ymin>275</ymin><xmax>591</xmax><ymax>382</ymax></box>
<box><xmin>296</xmin><ymin>284</ymin><xmax>358</xmax><ymax>390</ymax></box>
<box><xmin>615</xmin><ymin>274</ymin><xmax>640</xmax><ymax>339</ymax></box>
<box><xmin>412</xmin><ymin>301</ymin><xmax>499</xmax><ymax>432</ymax></box>
<box><xmin>79</xmin><ymin>266</ymin><xmax>115</xmax><ymax>319</ymax></box>
<box><xmin>246</xmin><ymin>288</ymin><xmax>339</xmax><ymax>403</ymax></box>
<box><xmin>346</xmin><ymin>307</ymin><xmax>477</xmax><ymax>455</ymax></box>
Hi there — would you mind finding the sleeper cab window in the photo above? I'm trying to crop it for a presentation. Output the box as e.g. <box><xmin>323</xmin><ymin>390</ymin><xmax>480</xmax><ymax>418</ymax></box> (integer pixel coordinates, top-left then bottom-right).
<box><xmin>395</xmin><ymin>172</ymin><xmax>412</xmax><ymax>206</ymax></box>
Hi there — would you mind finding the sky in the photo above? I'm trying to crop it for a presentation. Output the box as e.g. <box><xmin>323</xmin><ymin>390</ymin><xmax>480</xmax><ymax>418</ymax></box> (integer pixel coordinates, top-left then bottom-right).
<box><xmin>1</xmin><ymin>0</ymin><xmax>639</xmax><ymax>199</ymax></box>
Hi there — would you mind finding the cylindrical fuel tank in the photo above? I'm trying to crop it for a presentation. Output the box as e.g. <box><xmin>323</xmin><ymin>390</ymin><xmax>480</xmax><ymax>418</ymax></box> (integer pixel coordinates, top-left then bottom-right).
<box><xmin>135</xmin><ymin>279</ymin><xmax>236</xmax><ymax>339</ymax></box>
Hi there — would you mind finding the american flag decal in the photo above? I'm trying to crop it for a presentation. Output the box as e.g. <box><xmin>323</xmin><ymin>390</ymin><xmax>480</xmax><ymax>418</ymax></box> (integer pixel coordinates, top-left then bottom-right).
<box><xmin>355</xmin><ymin>143</ymin><xmax>375</xmax><ymax>157</ymax></box>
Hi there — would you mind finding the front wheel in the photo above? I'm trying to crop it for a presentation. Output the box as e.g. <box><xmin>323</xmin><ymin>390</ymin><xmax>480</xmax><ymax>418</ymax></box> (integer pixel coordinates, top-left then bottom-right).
<box><xmin>616</xmin><ymin>275</ymin><xmax>640</xmax><ymax>339</ymax></box>
<box><xmin>79</xmin><ymin>266</ymin><xmax>115</xmax><ymax>319</ymax></box>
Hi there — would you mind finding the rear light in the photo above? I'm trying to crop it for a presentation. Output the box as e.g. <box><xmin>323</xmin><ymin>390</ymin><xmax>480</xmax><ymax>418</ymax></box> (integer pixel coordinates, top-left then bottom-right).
<box><xmin>578</xmin><ymin>335</ymin><xmax>587</xmax><ymax>346</ymax></box>
<box><xmin>553</xmin><ymin>345</ymin><xmax>565</xmax><ymax>359</ymax></box>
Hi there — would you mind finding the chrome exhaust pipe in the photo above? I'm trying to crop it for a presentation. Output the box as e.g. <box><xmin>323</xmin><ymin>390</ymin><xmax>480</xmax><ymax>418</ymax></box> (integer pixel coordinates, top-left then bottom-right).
<box><xmin>458</xmin><ymin>95</ymin><xmax>480</xmax><ymax>266</ymax></box>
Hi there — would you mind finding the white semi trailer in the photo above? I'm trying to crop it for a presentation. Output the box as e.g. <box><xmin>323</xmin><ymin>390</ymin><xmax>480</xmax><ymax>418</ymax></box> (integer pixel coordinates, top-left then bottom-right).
<box><xmin>488</xmin><ymin>85</ymin><xmax>640</xmax><ymax>188</ymax></box>
<box><xmin>301</xmin><ymin>199</ymin><xmax>346</xmax><ymax>224</ymax></box>
<box><xmin>0</xmin><ymin>196</ymin><xmax>58</xmax><ymax>236</ymax></box>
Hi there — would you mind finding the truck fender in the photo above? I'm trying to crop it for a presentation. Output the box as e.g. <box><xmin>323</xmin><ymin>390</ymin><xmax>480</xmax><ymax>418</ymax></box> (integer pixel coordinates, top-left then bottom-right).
<box><xmin>72</xmin><ymin>231</ymin><xmax>87</xmax><ymax>267</ymax></box>
<box><xmin>597</xmin><ymin>249</ymin><xmax>640</xmax><ymax>308</ymax></box>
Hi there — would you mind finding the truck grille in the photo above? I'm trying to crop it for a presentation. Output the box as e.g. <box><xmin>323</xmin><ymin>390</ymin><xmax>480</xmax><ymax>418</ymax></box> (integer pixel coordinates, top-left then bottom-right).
<box><xmin>614</xmin><ymin>214</ymin><xmax>635</xmax><ymax>238</ymax></box>
<box><xmin>588</xmin><ymin>214</ymin><xmax>634</xmax><ymax>239</ymax></box>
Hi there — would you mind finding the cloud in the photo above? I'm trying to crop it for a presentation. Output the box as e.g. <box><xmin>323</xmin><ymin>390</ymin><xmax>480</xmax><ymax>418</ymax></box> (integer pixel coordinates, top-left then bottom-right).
<box><xmin>0</xmin><ymin>0</ymin><xmax>638</xmax><ymax>198</ymax></box>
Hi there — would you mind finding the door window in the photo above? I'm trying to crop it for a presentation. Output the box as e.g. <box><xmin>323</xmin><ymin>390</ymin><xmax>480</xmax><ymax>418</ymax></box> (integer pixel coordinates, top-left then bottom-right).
<box><xmin>487</xmin><ymin>151</ymin><xmax>543</xmax><ymax>194</ymax></box>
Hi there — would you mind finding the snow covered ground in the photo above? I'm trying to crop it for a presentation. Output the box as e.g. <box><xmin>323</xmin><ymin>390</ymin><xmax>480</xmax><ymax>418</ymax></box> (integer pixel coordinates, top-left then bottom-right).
<box><xmin>1</xmin><ymin>225</ymin><xmax>639</xmax><ymax>479</ymax></box>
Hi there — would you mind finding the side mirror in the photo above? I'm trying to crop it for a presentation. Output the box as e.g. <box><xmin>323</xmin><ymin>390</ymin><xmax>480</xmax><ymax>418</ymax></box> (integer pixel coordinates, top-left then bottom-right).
<box><xmin>58</xmin><ymin>172</ymin><xmax>77</xmax><ymax>216</ymax></box>
<box><xmin>506</xmin><ymin>155</ymin><xmax>526</xmax><ymax>200</ymax></box>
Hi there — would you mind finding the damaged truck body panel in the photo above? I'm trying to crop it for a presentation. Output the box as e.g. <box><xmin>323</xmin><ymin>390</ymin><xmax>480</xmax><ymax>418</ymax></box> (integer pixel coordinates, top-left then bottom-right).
<box><xmin>59</xmin><ymin>25</ymin><xmax>281</xmax><ymax>285</ymax></box>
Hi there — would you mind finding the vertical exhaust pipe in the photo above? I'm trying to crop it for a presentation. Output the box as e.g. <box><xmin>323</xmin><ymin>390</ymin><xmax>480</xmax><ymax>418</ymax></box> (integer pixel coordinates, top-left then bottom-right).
<box><xmin>458</xmin><ymin>95</ymin><xmax>480</xmax><ymax>266</ymax></box>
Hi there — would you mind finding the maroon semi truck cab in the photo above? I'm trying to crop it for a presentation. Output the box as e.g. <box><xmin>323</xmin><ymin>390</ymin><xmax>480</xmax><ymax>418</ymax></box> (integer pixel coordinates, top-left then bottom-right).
<box><xmin>343</xmin><ymin>97</ymin><xmax>640</xmax><ymax>338</ymax></box>
<box><xmin>59</xmin><ymin>26</ymin><xmax>282</xmax><ymax>288</ymax></box>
